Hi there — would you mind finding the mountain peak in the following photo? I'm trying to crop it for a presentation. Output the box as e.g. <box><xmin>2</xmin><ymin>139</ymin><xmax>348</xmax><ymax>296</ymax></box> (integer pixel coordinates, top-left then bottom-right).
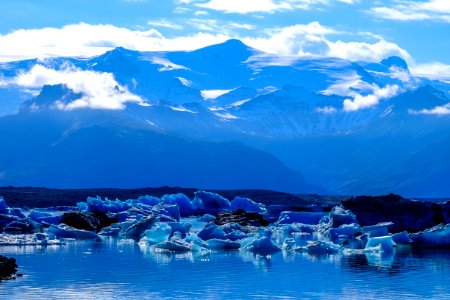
<box><xmin>380</xmin><ymin>56</ymin><xmax>409</xmax><ymax>71</ymax></box>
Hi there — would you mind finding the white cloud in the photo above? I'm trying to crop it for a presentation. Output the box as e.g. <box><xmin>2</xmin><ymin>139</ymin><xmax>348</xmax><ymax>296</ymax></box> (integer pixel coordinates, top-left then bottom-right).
<box><xmin>343</xmin><ymin>84</ymin><xmax>399</xmax><ymax>111</ymax></box>
<box><xmin>0</xmin><ymin>22</ymin><xmax>413</xmax><ymax>65</ymax></box>
<box><xmin>409</xmin><ymin>104</ymin><xmax>450</xmax><ymax>116</ymax></box>
<box><xmin>4</xmin><ymin>64</ymin><xmax>145</xmax><ymax>110</ymax></box>
<box><xmin>196</xmin><ymin>0</ymin><xmax>356</xmax><ymax>14</ymax></box>
<box><xmin>244</xmin><ymin>22</ymin><xmax>410</xmax><ymax>63</ymax></box>
<box><xmin>411</xmin><ymin>62</ymin><xmax>450</xmax><ymax>80</ymax></box>
<box><xmin>0</xmin><ymin>23</ymin><xmax>230</xmax><ymax>62</ymax></box>
<box><xmin>147</xmin><ymin>19</ymin><xmax>183</xmax><ymax>30</ymax></box>
<box><xmin>370</xmin><ymin>0</ymin><xmax>450</xmax><ymax>23</ymax></box>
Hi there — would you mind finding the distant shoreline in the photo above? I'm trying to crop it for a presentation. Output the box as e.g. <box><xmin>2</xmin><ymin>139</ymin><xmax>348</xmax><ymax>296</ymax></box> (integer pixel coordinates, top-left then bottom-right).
<box><xmin>0</xmin><ymin>186</ymin><xmax>448</xmax><ymax>209</ymax></box>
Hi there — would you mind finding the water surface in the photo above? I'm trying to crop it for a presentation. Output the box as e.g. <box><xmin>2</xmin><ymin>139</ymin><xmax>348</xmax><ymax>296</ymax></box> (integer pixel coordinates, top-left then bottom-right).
<box><xmin>2</xmin><ymin>239</ymin><xmax>450</xmax><ymax>299</ymax></box>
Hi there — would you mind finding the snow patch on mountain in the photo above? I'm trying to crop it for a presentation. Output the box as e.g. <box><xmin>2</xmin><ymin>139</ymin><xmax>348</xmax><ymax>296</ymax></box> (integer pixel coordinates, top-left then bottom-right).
<box><xmin>201</xmin><ymin>89</ymin><xmax>235</xmax><ymax>100</ymax></box>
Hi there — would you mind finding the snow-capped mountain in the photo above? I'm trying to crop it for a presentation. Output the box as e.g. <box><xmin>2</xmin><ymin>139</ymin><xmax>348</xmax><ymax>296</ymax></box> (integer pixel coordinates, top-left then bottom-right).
<box><xmin>0</xmin><ymin>39</ymin><xmax>449</xmax><ymax>196</ymax></box>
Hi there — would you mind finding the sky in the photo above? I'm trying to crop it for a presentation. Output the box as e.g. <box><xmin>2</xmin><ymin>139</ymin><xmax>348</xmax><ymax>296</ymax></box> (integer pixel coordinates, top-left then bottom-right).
<box><xmin>0</xmin><ymin>0</ymin><xmax>449</xmax><ymax>79</ymax></box>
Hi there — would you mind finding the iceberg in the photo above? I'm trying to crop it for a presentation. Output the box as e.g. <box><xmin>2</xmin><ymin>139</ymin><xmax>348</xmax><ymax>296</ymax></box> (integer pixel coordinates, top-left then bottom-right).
<box><xmin>152</xmin><ymin>232</ymin><xmax>192</xmax><ymax>253</ymax></box>
<box><xmin>365</xmin><ymin>236</ymin><xmax>396</xmax><ymax>252</ymax></box>
<box><xmin>230</xmin><ymin>196</ymin><xmax>265</xmax><ymax>213</ymax></box>
<box><xmin>302</xmin><ymin>241</ymin><xmax>340</xmax><ymax>254</ymax></box>
<box><xmin>168</xmin><ymin>222</ymin><xmax>191</xmax><ymax>238</ymax></box>
<box><xmin>121</xmin><ymin>214</ymin><xmax>157</xmax><ymax>240</ymax></box>
<box><xmin>276</xmin><ymin>211</ymin><xmax>327</xmax><ymax>225</ymax></box>
<box><xmin>137</xmin><ymin>195</ymin><xmax>160</xmax><ymax>206</ymax></box>
<box><xmin>362</xmin><ymin>222</ymin><xmax>393</xmax><ymax>237</ymax></box>
<box><xmin>328</xmin><ymin>223</ymin><xmax>361</xmax><ymax>244</ymax></box>
<box><xmin>410</xmin><ymin>224</ymin><xmax>450</xmax><ymax>246</ymax></box>
<box><xmin>206</xmin><ymin>238</ymin><xmax>241</xmax><ymax>250</ymax></box>
<box><xmin>161</xmin><ymin>194</ymin><xmax>196</xmax><ymax>217</ymax></box>
<box><xmin>192</xmin><ymin>191</ymin><xmax>231</xmax><ymax>215</ymax></box>
<box><xmin>197</xmin><ymin>223</ymin><xmax>226</xmax><ymax>241</ymax></box>
<box><xmin>47</xmin><ymin>224</ymin><xmax>99</xmax><ymax>240</ymax></box>
<box><xmin>328</xmin><ymin>206</ymin><xmax>358</xmax><ymax>228</ymax></box>
<box><xmin>141</xmin><ymin>223</ymin><xmax>172</xmax><ymax>245</ymax></box>
<box><xmin>241</xmin><ymin>230</ymin><xmax>280</xmax><ymax>257</ymax></box>
<box><xmin>0</xmin><ymin>197</ymin><xmax>9</xmax><ymax>214</ymax></box>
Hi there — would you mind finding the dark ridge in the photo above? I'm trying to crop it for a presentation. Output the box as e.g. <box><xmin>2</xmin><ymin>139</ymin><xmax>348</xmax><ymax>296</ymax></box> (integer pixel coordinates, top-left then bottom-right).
<box><xmin>0</xmin><ymin>186</ymin><xmax>344</xmax><ymax>209</ymax></box>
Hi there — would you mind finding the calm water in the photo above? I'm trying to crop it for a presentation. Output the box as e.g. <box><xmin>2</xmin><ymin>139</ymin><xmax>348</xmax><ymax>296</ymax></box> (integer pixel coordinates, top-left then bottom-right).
<box><xmin>2</xmin><ymin>238</ymin><xmax>450</xmax><ymax>300</ymax></box>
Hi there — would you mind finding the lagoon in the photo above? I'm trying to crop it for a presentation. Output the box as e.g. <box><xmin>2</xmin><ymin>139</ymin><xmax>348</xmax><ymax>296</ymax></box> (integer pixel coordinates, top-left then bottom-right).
<box><xmin>2</xmin><ymin>238</ymin><xmax>450</xmax><ymax>300</ymax></box>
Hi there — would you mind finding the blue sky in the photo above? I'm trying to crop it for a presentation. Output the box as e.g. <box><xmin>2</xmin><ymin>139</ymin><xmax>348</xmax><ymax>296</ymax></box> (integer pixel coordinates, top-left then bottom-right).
<box><xmin>0</xmin><ymin>0</ymin><xmax>449</xmax><ymax>78</ymax></box>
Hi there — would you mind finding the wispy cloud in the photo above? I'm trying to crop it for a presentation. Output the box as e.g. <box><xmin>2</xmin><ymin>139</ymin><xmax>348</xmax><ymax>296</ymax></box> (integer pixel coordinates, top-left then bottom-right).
<box><xmin>369</xmin><ymin>0</ymin><xmax>450</xmax><ymax>23</ymax></box>
<box><xmin>195</xmin><ymin>0</ymin><xmax>356</xmax><ymax>14</ymax></box>
<box><xmin>147</xmin><ymin>19</ymin><xmax>184</xmax><ymax>30</ymax></box>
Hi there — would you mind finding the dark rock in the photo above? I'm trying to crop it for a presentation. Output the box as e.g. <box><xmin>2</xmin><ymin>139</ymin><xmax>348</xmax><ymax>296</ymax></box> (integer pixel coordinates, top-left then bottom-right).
<box><xmin>0</xmin><ymin>255</ymin><xmax>18</xmax><ymax>281</ymax></box>
<box><xmin>342</xmin><ymin>194</ymin><xmax>448</xmax><ymax>233</ymax></box>
<box><xmin>0</xmin><ymin>214</ymin><xmax>19</xmax><ymax>231</ymax></box>
<box><xmin>3</xmin><ymin>218</ymin><xmax>43</xmax><ymax>234</ymax></box>
<box><xmin>214</xmin><ymin>209</ymin><xmax>269</xmax><ymax>227</ymax></box>
<box><xmin>60</xmin><ymin>211</ymin><xmax>118</xmax><ymax>232</ymax></box>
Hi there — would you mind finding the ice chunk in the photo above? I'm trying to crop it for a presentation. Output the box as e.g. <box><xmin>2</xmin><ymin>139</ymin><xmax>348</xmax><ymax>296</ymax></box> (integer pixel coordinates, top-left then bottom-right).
<box><xmin>392</xmin><ymin>231</ymin><xmax>412</xmax><ymax>244</ymax></box>
<box><xmin>282</xmin><ymin>223</ymin><xmax>317</xmax><ymax>234</ymax></box>
<box><xmin>192</xmin><ymin>191</ymin><xmax>231</xmax><ymax>215</ymax></box>
<box><xmin>199</xmin><ymin>214</ymin><xmax>216</xmax><ymax>222</ymax></box>
<box><xmin>264</xmin><ymin>205</ymin><xmax>287</xmax><ymax>222</ymax></box>
<box><xmin>80</xmin><ymin>197</ymin><xmax>130</xmax><ymax>213</ymax></box>
<box><xmin>161</xmin><ymin>194</ymin><xmax>196</xmax><ymax>217</ymax></box>
<box><xmin>362</xmin><ymin>222</ymin><xmax>393</xmax><ymax>237</ymax></box>
<box><xmin>329</xmin><ymin>206</ymin><xmax>358</xmax><ymax>228</ymax></box>
<box><xmin>152</xmin><ymin>204</ymin><xmax>180</xmax><ymax>221</ymax></box>
<box><xmin>410</xmin><ymin>224</ymin><xmax>450</xmax><ymax>246</ymax></box>
<box><xmin>137</xmin><ymin>195</ymin><xmax>160</xmax><ymax>206</ymax></box>
<box><xmin>121</xmin><ymin>214</ymin><xmax>157</xmax><ymax>240</ymax></box>
<box><xmin>0</xmin><ymin>215</ymin><xmax>19</xmax><ymax>228</ymax></box>
<box><xmin>282</xmin><ymin>238</ymin><xmax>297</xmax><ymax>251</ymax></box>
<box><xmin>141</xmin><ymin>223</ymin><xmax>172</xmax><ymax>244</ymax></box>
<box><xmin>197</xmin><ymin>223</ymin><xmax>226</xmax><ymax>241</ymax></box>
<box><xmin>168</xmin><ymin>222</ymin><xmax>191</xmax><ymax>238</ymax></box>
<box><xmin>0</xmin><ymin>197</ymin><xmax>9</xmax><ymax>214</ymax></box>
<box><xmin>365</xmin><ymin>236</ymin><xmax>395</xmax><ymax>252</ymax></box>
<box><xmin>241</xmin><ymin>230</ymin><xmax>280</xmax><ymax>257</ymax></box>
<box><xmin>9</xmin><ymin>209</ymin><xmax>26</xmax><ymax>219</ymax></box>
<box><xmin>207</xmin><ymin>238</ymin><xmax>241</xmax><ymax>250</ymax></box>
<box><xmin>302</xmin><ymin>241</ymin><xmax>340</xmax><ymax>254</ymax></box>
<box><xmin>27</xmin><ymin>210</ymin><xmax>53</xmax><ymax>222</ymax></box>
<box><xmin>329</xmin><ymin>223</ymin><xmax>361</xmax><ymax>244</ymax></box>
<box><xmin>47</xmin><ymin>224</ymin><xmax>99</xmax><ymax>240</ymax></box>
<box><xmin>276</xmin><ymin>211</ymin><xmax>327</xmax><ymax>225</ymax></box>
<box><xmin>98</xmin><ymin>226</ymin><xmax>121</xmax><ymax>236</ymax></box>
<box><xmin>0</xmin><ymin>233</ymin><xmax>64</xmax><ymax>246</ymax></box>
<box><xmin>230</xmin><ymin>197</ymin><xmax>265</xmax><ymax>213</ymax></box>
<box><xmin>152</xmin><ymin>232</ymin><xmax>192</xmax><ymax>253</ymax></box>
<box><xmin>3</xmin><ymin>219</ymin><xmax>43</xmax><ymax>234</ymax></box>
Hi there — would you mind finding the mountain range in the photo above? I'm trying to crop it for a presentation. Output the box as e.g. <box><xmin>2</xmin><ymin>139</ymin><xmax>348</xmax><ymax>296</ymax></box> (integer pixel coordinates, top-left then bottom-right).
<box><xmin>0</xmin><ymin>39</ymin><xmax>449</xmax><ymax>197</ymax></box>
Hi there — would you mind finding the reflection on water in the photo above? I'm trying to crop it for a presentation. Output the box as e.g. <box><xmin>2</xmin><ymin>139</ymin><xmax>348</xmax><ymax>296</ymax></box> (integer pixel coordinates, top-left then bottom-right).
<box><xmin>2</xmin><ymin>239</ymin><xmax>450</xmax><ymax>299</ymax></box>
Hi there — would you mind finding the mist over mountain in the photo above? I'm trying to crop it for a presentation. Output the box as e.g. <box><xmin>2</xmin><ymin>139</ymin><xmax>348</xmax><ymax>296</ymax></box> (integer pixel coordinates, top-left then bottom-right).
<box><xmin>0</xmin><ymin>39</ymin><xmax>449</xmax><ymax>197</ymax></box>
